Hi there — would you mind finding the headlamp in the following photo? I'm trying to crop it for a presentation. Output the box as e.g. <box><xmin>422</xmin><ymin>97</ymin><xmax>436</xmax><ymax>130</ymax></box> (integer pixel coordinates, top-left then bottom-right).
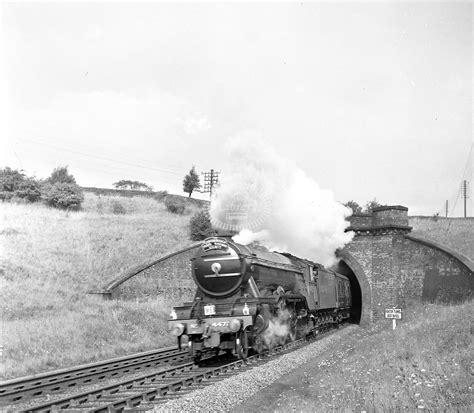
<box><xmin>170</xmin><ymin>323</ymin><xmax>185</xmax><ymax>336</ymax></box>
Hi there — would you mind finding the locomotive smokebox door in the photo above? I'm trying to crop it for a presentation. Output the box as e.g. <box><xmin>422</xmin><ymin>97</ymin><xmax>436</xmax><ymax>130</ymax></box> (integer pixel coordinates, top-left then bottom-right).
<box><xmin>192</xmin><ymin>237</ymin><xmax>245</xmax><ymax>297</ymax></box>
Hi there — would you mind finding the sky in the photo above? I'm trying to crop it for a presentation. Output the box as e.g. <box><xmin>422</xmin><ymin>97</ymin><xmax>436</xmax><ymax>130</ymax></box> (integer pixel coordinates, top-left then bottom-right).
<box><xmin>1</xmin><ymin>1</ymin><xmax>472</xmax><ymax>216</ymax></box>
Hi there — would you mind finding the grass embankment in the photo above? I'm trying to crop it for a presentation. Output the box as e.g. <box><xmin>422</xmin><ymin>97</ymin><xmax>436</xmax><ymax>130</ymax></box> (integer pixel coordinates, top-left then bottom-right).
<box><xmin>0</xmin><ymin>194</ymin><xmax>199</xmax><ymax>379</ymax></box>
<box><xmin>270</xmin><ymin>301</ymin><xmax>473</xmax><ymax>412</ymax></box>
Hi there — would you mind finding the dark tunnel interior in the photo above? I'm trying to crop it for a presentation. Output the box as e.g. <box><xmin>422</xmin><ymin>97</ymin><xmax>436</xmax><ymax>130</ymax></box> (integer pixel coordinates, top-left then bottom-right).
<box><xmin>333</xmin><ymin>260</ymin><xmax>362</xmax><ymax>324</ymax></box>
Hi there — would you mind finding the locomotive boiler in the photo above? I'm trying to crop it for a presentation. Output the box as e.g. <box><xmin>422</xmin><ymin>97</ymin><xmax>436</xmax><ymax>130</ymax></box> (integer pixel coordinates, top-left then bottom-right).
<box><xmin>168</xmin><ymin>237</ymin><xmax>351</xmax><ymax>361</ymax></box>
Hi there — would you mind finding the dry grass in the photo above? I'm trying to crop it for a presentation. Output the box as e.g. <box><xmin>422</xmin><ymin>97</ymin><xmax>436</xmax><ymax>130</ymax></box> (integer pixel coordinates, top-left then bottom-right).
<box><xmin>0</xmin><ymin>193</ymin><xmax>199</xmax><ymax>379</ymax></box>
<box><xmin>304</xmin><ymin>301</ymin><xmax>473</xmax><ymax>411</ymax></box>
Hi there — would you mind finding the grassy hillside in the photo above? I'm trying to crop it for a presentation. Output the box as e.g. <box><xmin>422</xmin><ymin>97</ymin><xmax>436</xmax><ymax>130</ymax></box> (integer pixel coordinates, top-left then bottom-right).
<box><xmin>409</xmin><ymin>216</ymin><xmax>474</xmax><ymax>261</ymax></box>
<box><xmin>0</xmin><ymin>193</ymin><xmax>199</xmax><ymax>379</ymax></box>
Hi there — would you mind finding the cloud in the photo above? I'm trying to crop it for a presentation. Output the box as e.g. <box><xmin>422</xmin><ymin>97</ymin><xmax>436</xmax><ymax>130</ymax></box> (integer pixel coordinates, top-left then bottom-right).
<box><xmin>181</xmin><ymin>114</ymin><xmax>212</xmax><ymax>136</ymax></box>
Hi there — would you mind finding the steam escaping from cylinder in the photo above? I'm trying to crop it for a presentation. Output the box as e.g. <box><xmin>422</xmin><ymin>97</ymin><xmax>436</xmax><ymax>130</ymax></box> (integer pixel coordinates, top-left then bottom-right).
<box><xmin>209</xmin><ymin>133</ymin><xmax>353</xmax><ymax>266</ymax></box>
<box><xmin>262</xmin><ymin>308</ymin><xmax>293</xmax><ymax>349</ymax></box>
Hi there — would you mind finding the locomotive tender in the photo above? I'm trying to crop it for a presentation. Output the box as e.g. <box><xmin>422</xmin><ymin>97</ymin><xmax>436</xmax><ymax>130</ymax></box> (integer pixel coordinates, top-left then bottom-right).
<box><xmin>168</xmin><ymin>237</ymin><xmax>351</xmax><ymax>360</ymax></box>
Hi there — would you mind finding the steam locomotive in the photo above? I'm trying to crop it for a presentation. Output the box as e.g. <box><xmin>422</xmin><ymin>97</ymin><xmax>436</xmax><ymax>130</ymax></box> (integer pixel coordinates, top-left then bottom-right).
<box><xmin>168</xmin><ymin>237</ymin><xmax>351</xmax><ymax>361</ymax></box>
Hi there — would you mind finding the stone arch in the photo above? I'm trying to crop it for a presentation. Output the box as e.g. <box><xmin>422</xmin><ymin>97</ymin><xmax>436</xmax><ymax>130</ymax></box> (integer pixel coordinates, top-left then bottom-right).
<box><xmin>336</xmin><ymin>249</ymin><xmax>373</xmax><ymax>326</ymax></box>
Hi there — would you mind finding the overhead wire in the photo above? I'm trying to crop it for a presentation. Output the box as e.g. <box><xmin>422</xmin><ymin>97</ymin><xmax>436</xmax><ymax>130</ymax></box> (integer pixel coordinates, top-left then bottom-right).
<box><xmin>444</xmin><ymin>141</ymin><xmax>473</xmax><ymax>233</ymax></box>
<box><xmin>15</xmin><ymin>137</ymin><xmax>186</xmax><ymax>177</ymax></box>
<box><xmin>18</xmin><ymin>129</ymin><xmax>188</xmax><ymax>172</ymax></box>
<box><xmin>11</xmin><ymin>136</ymin><xmax>187</xmax><ymax>191</ymax></box>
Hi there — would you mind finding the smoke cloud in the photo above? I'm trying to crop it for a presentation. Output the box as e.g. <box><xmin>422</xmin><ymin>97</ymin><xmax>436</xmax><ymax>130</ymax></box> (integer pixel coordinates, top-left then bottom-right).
<box><xmin>209</xmin><ymin>134</ymin><xmax>353</xmax><ymax>266</ymax></box>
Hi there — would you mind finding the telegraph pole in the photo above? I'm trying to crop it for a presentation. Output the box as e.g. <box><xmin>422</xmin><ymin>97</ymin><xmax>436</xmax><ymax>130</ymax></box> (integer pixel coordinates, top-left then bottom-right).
<box><xmin>445</xmin><ymin>200</ymin><xmax>448</xmax><ymax>218</ymax></box>
<box><xmin>201</xmin><ymin>169</ymin><xmax>220</xmax><ymax>197</ymax></box>
<box><xmin>462</xmin><ymin>180</ymin><xmax>469</xmax><ymax>218</ymax></box>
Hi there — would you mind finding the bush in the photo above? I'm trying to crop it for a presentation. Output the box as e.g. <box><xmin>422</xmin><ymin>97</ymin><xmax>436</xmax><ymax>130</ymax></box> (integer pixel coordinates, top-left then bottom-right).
<box><xmin>111</xmin><ymin>200</ymin><xmax>126</xmax><ymax>215</ymax></box>
<box><xmin>15</xmin><ymin>178</ymin><xmax>42</xmax><ymax>202</ymax></box>
<box><xmin>42</xmin><ymin>182</ymin><xmax>84</xmax><ymax>210</ymax></box>
<box><xmin>0</xmin><ymin>190</ymin><xmax>14</xmax><ymax>202</ymax></box>
<box><xmin>189</xmin><ymin>210</ymin><xmax>216</xmax><ymax>241</ymax></box>
<box><xmin>0</xmin><ymin>167</ymin><xmax>26</xmax><ymax>201</ymax></box>
<box><xmin>165</xmin><ymin>196</ymin><xmax>185</xmax><ymax>214</ymax></box>
<box><xmin>154</xmin><ymin>190</ymin><xmax>168</xmax><ymax>202</ymax></box>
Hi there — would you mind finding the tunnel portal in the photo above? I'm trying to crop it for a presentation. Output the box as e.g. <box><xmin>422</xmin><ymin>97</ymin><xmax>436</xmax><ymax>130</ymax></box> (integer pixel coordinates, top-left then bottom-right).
<box><xmin>334</xmin><ymin>260</ymin><xmax>362</xmax><ymax>324</ymax></box>
<box><xmin>338</xmin><ymin>205</ymin><xmax>473</xmax><ymax>323</ymax></box>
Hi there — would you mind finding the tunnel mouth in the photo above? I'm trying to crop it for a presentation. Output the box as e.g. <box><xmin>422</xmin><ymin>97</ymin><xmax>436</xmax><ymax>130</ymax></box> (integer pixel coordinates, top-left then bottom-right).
<box><xmin>333</xmin><ymin>260</ymin><xmax>362</xmax><ymax>324</ymax></box>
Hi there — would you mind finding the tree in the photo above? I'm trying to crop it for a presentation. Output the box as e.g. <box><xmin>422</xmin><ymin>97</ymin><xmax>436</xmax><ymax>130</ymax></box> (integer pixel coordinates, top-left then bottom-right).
<box><xmin>189</xmin><ymin>210</ymin><xmax>215</xmax><ymax>240</ymax></box>
<box><xmin>113</xmin><ymin>180</ymin><xmax>153</xmax><ymax>191</ymax></box>
<box><xmin>15</xmin><ymin>177</ymin><xmax>42</xmax><ymax>202</ymax></box>
<box><xmin>47</xmin><ymin>166</ymin><xmax>76</xmax><ymax>185</ymax></box>
<box><xmin>364</xmin><ymin>198</ymin><xmax>382</xmax><ymax>213</ymax></box>
<box><xmin>183</xmin><ymin>166</ymin><xmax>201</xmax><ymax>198</ymax></box>
<box><xmin>344</xmin><ymin>200</ymin><xmax>363</xmax><ymax>214</ymax></box>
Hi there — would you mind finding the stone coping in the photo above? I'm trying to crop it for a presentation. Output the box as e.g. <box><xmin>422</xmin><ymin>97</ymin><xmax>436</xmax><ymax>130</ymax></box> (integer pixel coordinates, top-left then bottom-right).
<box><xmin>372</xmin><ymin>205</ymin><xmax>409</xmax><ymax>212</ymax></box>
<box><xmin>409</xmin><ymin>215</ymin><xmax>474</xmax><ymax>221</ymax></box>
<box><xmin>346</xmin><ymin>224</ymin><xmax>412</xmax><ymax>233</ymax></box>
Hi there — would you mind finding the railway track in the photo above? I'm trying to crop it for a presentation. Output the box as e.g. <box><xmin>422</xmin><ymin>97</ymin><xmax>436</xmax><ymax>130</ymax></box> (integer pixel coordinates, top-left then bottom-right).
<box><xmin>3</xmin><ymin>326</ymin><xmax>343</xmax><ymax>412</ymax></box>
<box><xmin>0</xmin><ymin>346</ymin><xmax>188</xmax><ymax>406</ymax></box>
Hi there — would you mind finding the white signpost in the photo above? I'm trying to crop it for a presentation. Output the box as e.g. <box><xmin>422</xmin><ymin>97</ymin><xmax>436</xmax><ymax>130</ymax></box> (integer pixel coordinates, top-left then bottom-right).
<box><xmin>385</xmin><ymin>308</ymin><xmax>402</xmax><ymax>330</ymax></box>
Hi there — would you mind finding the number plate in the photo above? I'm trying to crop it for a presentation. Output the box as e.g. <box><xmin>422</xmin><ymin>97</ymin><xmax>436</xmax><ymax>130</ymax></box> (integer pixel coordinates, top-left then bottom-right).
<box><xmin>204</xmin><ymin>304</ymin><xmax>216</xmax><ymax>316</ymax></box>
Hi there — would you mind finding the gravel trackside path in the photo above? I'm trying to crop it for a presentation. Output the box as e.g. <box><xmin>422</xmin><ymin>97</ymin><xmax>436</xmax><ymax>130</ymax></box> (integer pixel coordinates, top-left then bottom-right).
<box><xmin>154</xmin><ymin>325</ymin><xmax>357</xmax><ymax>412</ymax></box>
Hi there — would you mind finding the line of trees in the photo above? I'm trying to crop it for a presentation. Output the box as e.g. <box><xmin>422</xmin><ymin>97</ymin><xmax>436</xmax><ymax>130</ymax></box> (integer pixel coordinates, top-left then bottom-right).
<box><xmin>0</xmin><ymin>166</ymin><xmax>84</xmax><ymax>210</ymax></box>
<box><xmin>113</xmin><ymin>180</ymin><xmax>153</xmax><ymax>191</ymax></box>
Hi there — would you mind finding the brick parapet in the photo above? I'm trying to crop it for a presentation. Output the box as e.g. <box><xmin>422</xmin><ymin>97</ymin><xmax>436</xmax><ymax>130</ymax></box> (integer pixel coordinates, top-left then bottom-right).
<box><xmin>348</xmin><ymin>214</ymin><xmax>372</xmax><ymax>228</ymax></box>
<box><xmin>373</xmin><ymin>206</ymin><xmax>409</xmax><ymax>227</ymax></box>
<box><xmin>347</xmin><ymin>205</ymin><xmax>411</xmax><ymax>237</ymax></box>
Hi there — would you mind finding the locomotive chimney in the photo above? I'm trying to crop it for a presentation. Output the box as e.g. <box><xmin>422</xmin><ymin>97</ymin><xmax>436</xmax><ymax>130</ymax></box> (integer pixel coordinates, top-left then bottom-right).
<box><xmin>214</xmin><ymin>228</ymin><xmax>239</xmax><ymax>239</ymax></box>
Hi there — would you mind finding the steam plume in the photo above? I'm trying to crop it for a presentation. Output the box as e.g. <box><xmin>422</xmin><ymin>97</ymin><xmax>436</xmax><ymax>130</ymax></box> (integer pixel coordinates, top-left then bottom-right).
<box><xmin>209</xmin><ymin>134</ymin><xmax>353</xmax><ymax>266</ymax></box>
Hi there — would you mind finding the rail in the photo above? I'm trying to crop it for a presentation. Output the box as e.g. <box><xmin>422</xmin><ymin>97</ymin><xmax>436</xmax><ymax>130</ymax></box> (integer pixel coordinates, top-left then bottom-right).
<box><xmin>12</xmin><ymin>325</ymin><xmax>346</xmax><ymax>412</ymax></box>
<box><xmin>0</xmin><ymin>346</ymin><xmax>187</xmax><ymax>405</ymax></box>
